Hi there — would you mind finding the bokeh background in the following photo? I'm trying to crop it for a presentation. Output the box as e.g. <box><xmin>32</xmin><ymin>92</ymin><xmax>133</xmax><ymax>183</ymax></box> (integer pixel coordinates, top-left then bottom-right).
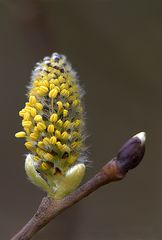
<box><xmin>0</xmin><ymin>0</ymin><xmax>162</xmax><ymax>239</ymax></box>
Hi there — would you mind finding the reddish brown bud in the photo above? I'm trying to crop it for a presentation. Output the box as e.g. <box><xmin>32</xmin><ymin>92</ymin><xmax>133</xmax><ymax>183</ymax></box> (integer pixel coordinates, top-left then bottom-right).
<box><xmin>116</xmin><ymin>132</ymin><xmax>146</xmax><ymax>173</ymax></box>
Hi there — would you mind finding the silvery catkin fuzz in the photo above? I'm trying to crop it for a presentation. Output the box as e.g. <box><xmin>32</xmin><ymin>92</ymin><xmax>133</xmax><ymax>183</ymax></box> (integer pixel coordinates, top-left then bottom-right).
<box><xmin>15</xmin><ymin>53</ymin><xmax>86</xmax><ymax>199</ymax></box>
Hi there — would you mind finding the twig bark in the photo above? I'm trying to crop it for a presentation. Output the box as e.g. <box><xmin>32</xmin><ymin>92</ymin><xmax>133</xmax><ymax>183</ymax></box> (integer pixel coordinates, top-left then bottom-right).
<box><xmin>11</xmin><ymin>132</ymin><xmax>146</xmax><ymax>240</ymax></box>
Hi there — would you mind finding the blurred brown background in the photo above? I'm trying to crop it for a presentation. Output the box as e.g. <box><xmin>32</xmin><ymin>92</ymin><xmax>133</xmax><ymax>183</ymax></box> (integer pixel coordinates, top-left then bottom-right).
<box><xmin>0</xmin><ymin>0</ymin><xmax>162</xmax><ymax>239</ymax></box>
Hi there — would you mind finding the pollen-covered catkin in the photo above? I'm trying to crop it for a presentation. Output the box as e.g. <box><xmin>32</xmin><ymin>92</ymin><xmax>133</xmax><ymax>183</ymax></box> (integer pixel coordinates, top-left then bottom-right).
<box><xmin>15</xmin><ymin>52</ymin><xmax>85</xmax><ymax>177</ymax></box>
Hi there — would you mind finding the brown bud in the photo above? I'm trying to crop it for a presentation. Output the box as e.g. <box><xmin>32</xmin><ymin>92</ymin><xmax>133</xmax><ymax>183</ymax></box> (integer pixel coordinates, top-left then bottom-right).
<box><xmin>116</xmin><ymin>132</ymin><xmax>146</xmax><ymax>173</ymax></box>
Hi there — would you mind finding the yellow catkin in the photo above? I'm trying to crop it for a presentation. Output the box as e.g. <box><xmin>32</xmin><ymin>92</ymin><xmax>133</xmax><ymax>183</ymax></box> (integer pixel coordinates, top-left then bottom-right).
<box><xmin>16</xmin><ymin>52</ymin><xmax>85</xmax><ymax>175</ymax></box>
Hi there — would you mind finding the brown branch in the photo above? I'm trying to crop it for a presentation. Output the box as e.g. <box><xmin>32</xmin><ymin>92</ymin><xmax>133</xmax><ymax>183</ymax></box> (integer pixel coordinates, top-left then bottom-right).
<box><xmin>10</xmin><ymin>132</ymin><xmax>146</xmax><ymax>240</ymax></box>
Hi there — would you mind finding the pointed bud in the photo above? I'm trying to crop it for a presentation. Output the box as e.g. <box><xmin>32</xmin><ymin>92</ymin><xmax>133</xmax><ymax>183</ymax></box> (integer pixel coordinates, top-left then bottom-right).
<box><xmin>116</xmin><ymin>132</ymin><xmax>146</xmax><ymax>173</ymax></box>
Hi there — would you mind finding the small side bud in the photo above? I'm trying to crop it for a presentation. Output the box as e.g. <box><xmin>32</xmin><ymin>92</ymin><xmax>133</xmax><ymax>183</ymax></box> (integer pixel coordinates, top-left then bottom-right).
<box><xmin>25</xmin><ymin>154</ymin><xmax>51</xmax><ymax>193</ymax></box>
<box><xmin>53</xmin><ymin>164</ymin><xmax>86</xmax><ymax>200</ymax></box>
<box><xmin>116</xmin><ymin>132</ymin><xmax>146</xmax><ymax>173</ymax></box>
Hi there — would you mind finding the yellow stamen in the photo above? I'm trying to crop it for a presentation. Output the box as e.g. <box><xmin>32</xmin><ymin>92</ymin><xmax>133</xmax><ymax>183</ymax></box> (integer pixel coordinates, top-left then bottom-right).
<box><xmin>43</xmin><ymin>137</ymin><xmax>51</xmax><ymax>146</ymax></box>
<box><xmin>35</xmin><ymin>103</ymin><xmax>43</xmax><ymax>111</ymax></box>
<box><xmin>49</xmin><ymin>87</ymin><xmax>59</xmax><ymax>98</ymax></box>
<box><xmin>50</xmin><ymin>136</ymin><xmax>57</xmax><ymax>145</ymax></box>
<box><xmin>29</xmin><ymin>96</ymin><xmax>37</xmax><ymax>105</ymax></box>
<box><xmin>61</xmin><ymin>131</ymin><xmax>69</xmax><ymax>141</ymax></box>
<box><xmin>15</xmin><ymin>131</ymin><xmax>26</xmax><ymax>138</ymax></box>
<box><xmin>50</xmin><ymin>113</ymin><xmax>58</xmax><ymax>123</ymax></box>
<box><xmin>22</xmin><ymin>121</ymin><xmax>32</xmax><ymax>128</ymax></box>
<box><xmin>37</xmin><ymin>122</ymin><xmax>46</xmax><ymax>131</ymax></box>
<box><xmin>63</xmin><ymin>109</ymin><xmax>68</xmax><ymax>117</ymax></box>
<box><xmin>47</xmin><ymin>124</ymin><xmax>54</xmax><ymax>133</ymax></box>
<box><xmin>55</xmin><ymin>130</ymin><xmax>61</xmax><ymax>139</ymax></box>
<box><xmin>34</xmin><ymin>115</ymin><xmax>43</xmax><ymax>122</ymax></box>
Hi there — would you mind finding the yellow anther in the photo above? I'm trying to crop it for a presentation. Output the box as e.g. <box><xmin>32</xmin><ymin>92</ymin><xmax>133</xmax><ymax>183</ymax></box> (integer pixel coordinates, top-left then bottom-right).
<box><xmin>33</xmin><ymin>156</ymin><xmax>40</xmax><ymax>162</ymax></box>
<box><xmin>67</xmin><ymin>155</ymin><xmax>78</xmax><ymax>164</ymax></box>
<box><xmin>64</xmin><ymin>102</ymin><xmax>70</xmax><ymax>108</ymax></box>
<box><xmin>25</xmin><ymin>142</ymin><xmax>34</xmax><ymax>150</ymax></box>
<box><xmin>72</xmin><ymin>131</ymin><xmax>80</xmax><ymax>138</ymax></box>
<box><xmin>43</xmin><ymin>137</ymin><xmax>51</xmax><ymax>146</ymax></box>
<box><xmin>47</xmin><ymin>124</ymin><xmax>54</xmax><ymax>133</ymax></box>
<box><xmin>40</xmin><ymin>162</ymin><xmax>51</xmax><ymax>171</ymax></box>
<box><xmin>57</xmin><ymin>101</ymin><xmax>63</xmax><ymax>112</ymax></box>
<box><xmin>37</xmin><ymin>122</ymin><xmax>46</xmax><ymax>131</ymax></box>
<box><xmin>34</xmin><ymin>80</ymin><xmax>40</xmax><ymax>87</ymax></box>
<box><xmin>30</xmin><ymin>133</ymin><xmax>39</xmax><ymax>141</ymax></box>
<box><xmin>48</xmin><ymin>72</ymin><xmax>56</xmax><ymax>79</ymax></box>
<box><xmin>50</xmin><ymin>113</ymin><xmax>58</xmax><ymax>123</ymax></box>
<box><xmin>53</xmin><ymin>79</ymin><xmax>59</xmax><ymax>85</ymax></box>
<box><xmin>61</xmin><ymin>89</ymin><xmax>70</xmax><ymax>97</ymax></box>
<box><xmin>24</xmin><ymin>127</ymin><xmax>30</xmax><ymax>135</ymax></box>
<box><xmin>44</xmin><ymin>153</ymin><xmax>54</xmax><ymax>161</ymax></box>
<box><xmin>61</xmin><ymin>131</ymin><xmax>69</xmax><ymax>141</ymax></box>
<box><xmin>22</xmin><ymin>121</ymin><xmax>32</xmax><ymax>128</ymax></box>
<box><xmin>72</xmin><ymin>99</ymin><xmax>80</xmax><ymax>107</ymax></box>
<box><xmin>47</xmin><ymin>67</ymin><xmax>53</xmax><ymax>73</ymax></box>
<box><xmin>54</xmin><ymin>69</ymin><xmax>60</xmax><ymax>75</ymax></box>
<box><xmin>30</xmin><ymin>107</ymin><xmax>37</xmax><ymax>117</ymax></box>
<box><xmin>37</xmin><ymin>86</ymin><xmax>48</xmax><ymax>96</ymax></box>
<box><xmin>36</xmin><ymin>148</ymin><xmax>46</xmax><ymax>158</ymax></box>
<box><xmin>34</xmin><ymin>126</ymin><xmax>39</xmax><ymax>133</ymax></box>
<box><xmin>71</xmin><ymin>141</ymin><xmax>81</xmax><ymax>149</ymax></box>
<box><xmin>15</xmin><ymin>131</ymin><xmax>26</xmax><ymax>138</ymax></box>
<box><xmin>19</xmin><ymin>110</ymin><xmax>25</xmax><ymax>117</ymax></box>
<box><xmin>29</xmin><ymin>96</ymin><xmax>36</xmax><ymax>105</ymax></box>
<box><xmin>23</xmin><ymin>112</ymin><xmax>31</xmax><ymax>121</ymax></box>
<box><xmin>34</xmin><ymin>115</ymin><xmax>43</xmax><ymax>122</ymax></box>
<box><xmin>35</xmin><ymin>103</ymin><xmax>43</xmax><ymax>111</ymax></box>
<box><xmin>24</xmin><ymin>106</ymin><xmax>36</xmax><ymax>117</ymax></box>
<box><xmin>60</xmin><ymin>83</ymin><xmax>68</xmax><ymax>90</ymax></box>
<box><xmin>42</xmin><ymin>76</ymin><xmax>48</xmax><ymax>81</ymax></box>
<box><xmin>73</xmin><ymin>119</ymin><xmax>81</xmax><ymax>127</ymax></box>
<box><xmin>56</xmin><ymin>141</ymin><xmax>63</xmax><ymax>151</ymax></box>
<box><xmin>38</xmin><ymin>141</ymin><xmax>45</xmax><ymax>149</ymax></box>
<box><xmin>55</xmin><ymin>130</ymin><xmax>61</xmax><ymax>139</ymax></box>
<box><xmin>50</xmin><ymin>83</ymin><xmax>55</xmax><ymax>90</ymax></box>
<box><xmin>50</xmin><ymin>136</ymin><xmax>57</xmax><ymax>145</ymax></box>
<box><xmin>41</xmin><ymin>80</ymin><xmax>49</xmax><ymax>88</ymax></box>
<box><xmin>63</xmin><ymin>109</ymin><xmax>68</xmax><ymax>117</ymax></box>
<box><xmin>57</xmin><ymin>119</ymin><xmax>63</xmax><ymax>128</ymax></box>
<box><xmin>58</xmin><ymin>75</ymin><xmax>65</xmax><ymax>83</ymax></box>
<box><xmin>63</xmin><ymin>120</ymin><xmax>71</xmax><ymax>129</ymax></box>
<box><xmin>49</xmin><ymin>88</ymin><xmax>58</xmax><ymax>98</ymax></box>
<box><xmin>62</xmin><ymin>144</ymin><xmax>70</xmax><ymax>153</ymax></box>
